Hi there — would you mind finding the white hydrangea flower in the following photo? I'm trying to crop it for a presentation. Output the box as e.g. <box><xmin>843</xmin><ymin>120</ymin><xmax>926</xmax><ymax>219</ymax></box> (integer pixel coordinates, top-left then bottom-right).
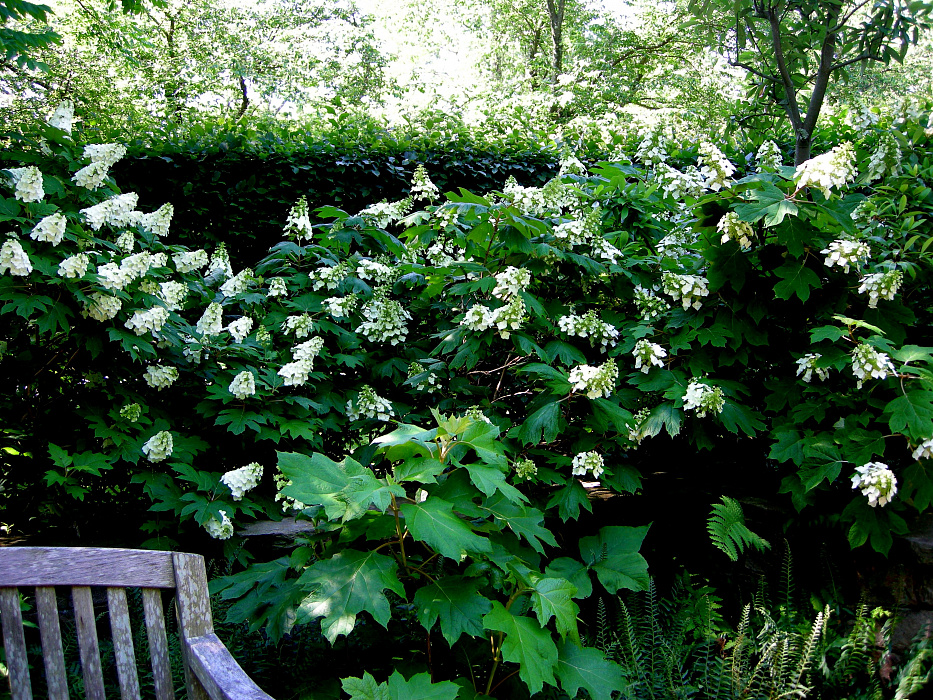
<box><xmin>311</xmin><ymin>263</ymin><xmax>347</xmax><ymax>291</ymax></box>
<box><xmin>571</xmin><ymin>451</ymin><xmax>604</xmax><ymax>479</ymax></box>
<box><xmin>756</xmin><ymin>141</ymin><xmax>783</xmax><ymax>172</ymax></box>
<box><xmin>627</xmin><ymin>407</ymin><xmax>652</xmax><ymax>447</ymax></box>
<box><xmin>356</xmin><ymin>258</ymin><xmax>396</xmax><ymax>285</ymax></box>
<box><xmin>661</xmin><ymin>272</ymin><xmax>709</xmax><ymax>310</ymax></box>
<box><xmin>568</xmin><ymin>358</ymin><xmax>618</xmax><ymax>399</ymax></box>
<box><xmin>73</xmin><ymin>161</ymin><xmax>110</xmax><ymax>190</ymax></box>
<box><xmin>501</xmin><ymin>177</ymin><xmax>552</xmax><ymax>217</ymax></box>
<box><xmin>433</xmin><ymin>204</ymin><xmax>462</xmax><ymax>230</ymax></box>
<box><xmin>204</xmin><ymin>510</ymin><xmax>233</xmax><ymax>540</ymax></box>
<box><xmin>282</xmin><ymin>313</ymin><xmax>314</xmax><ymax>339</ymax></box>
<box><xmin>144</xmin><ymin>364</ymin><xmax>179</xmax><ymax>389</ymax></box>
<box><xmin>358</xmin><ymin>198</ymin><xmax>412</xmax><ymax>228</ymax></box>
<box><xmin>227</xmin><ymin>317</ymin><xmax>254</xmax><ymax>343</ymax></box>
<box><xmin>58</xmin><ymin>252</ymin><xmax>91</xmax><ymax>279</ymax></box>
<box><xmin>285</xmin><ymin>195</ymin><xmax>313</xmax><ymax>240</ymax></box>
<box><xmin>794</xmin><ymin>142</ymin><xmax>857</xmax><ymax>198</ymax></box>
<box><xmin>274</xmin><ymin>472</ymin><xmax>307</xmax><ymax>513</ymax></box>
<box><xmin>851</xmin><ymin>343</ymin><xmax>895</xmax><ymax>388</ymax></box>
<box><xmin>0</xmin><ymin>239</ymin><xmax>31</xmax><ymax>276</ymax></box>
<box><xmin>115</xmin><ymin>230</ymin><xmax>135</xmax><ymax>253</ymax></box>
<box><xmin>229</xmin><ymin>370</ymin><xmax>256</xmax><ymax>399</ymax></box>
<box><xmin>5</xmin><ymin>166</ymin><xmax>44</xmax><ymax>202</ymax></box>
<box><xmin>492</xmin><ymin>266</ymin><xmax>532</xmax><ymax>300</ymax></box>
<box><xmin>697</xmin><ymin>141</ymin><xmax>735</xmax><ymax>192</ymax></box>
<box><xmin>267</xmin><ymin>277</ymin><xmax>289</xmax><ymax>298</ymax></box>
<box><xmin>125</xmin><ymin>306</ymin><xmax>169</xmax><ymax>336</ymax></box>
<box><xmin>120</xmin><ymin>251</ymin><xmax>155</xmax><ymax>282</ymax></box>
<box><xmin>514</xmin><ymin>458</ymin><xmax>537</xmax><ymax>480</ymax></box>
<box><xmin>219</xmin><ymin>268</ymin><xmax>253</xmax><ymax>298</ymax></box>
<box><xmin>683</xmin><ymin>381</ymin><xmax>725</xmax><ymax>417</ymax></box>
<box><xmin>96</xmin><ymin>262</ymin><xmax>132</xmax><ymax>291</ymax></box>
<box><xmin>865</xmin><ymin>133</ymin><xmax>902</xmax><ymax>182</ymax></box>
<box><xmin>717</xmin><ymin>212</ymin><xmax>755</xmax><ymax>250</ymax></box>
<box><xmin>852</xmin><ymin>462</ymin><xmax>897</xmax><ymax>507</ymax></box>
<box><xmin>83</xmin><ymin>292</ymin><xmax>121</xmax><ymax>321</ymax></box>
<box><xmin>197</xmin><ymin>302</ymin><xmax>224</xmax><ymax>337</ymax></box>
<box><xmin>465</xmin><ymin>406</ymin><xmax>493</xmax><ymax>424</ymax></box>
<box><xmin>346</xmin><ymin>385</ymin><xmax>395</xmax><ymax>421</ymax></box>
<box><xmin>139</xmin><ymin>279</ymin><xmax>159</xmax><ymax>296</ymax></box>
<box><xmin>558</xmin><ymin>310</ymin><xmax>619</xmax><ymax>352</ymax></box>
<box><xmin>821</xmin><ymin>239</ymin><xmax>871</xmax><ymax>273</ymax></box>
<box><xmin>356</xmin><ymin>291</ymin><xmax>410</xmax><ymax>345</ymax></box>
<box><xmin>858</xmin><ymin>270</ymin><xmax>902</xmax><ymax>308</ymax></box>
<box><xmin>490</xmin><ymin>296</ymin><xmax>526</xmax><ymax>339</ymax></box>
<box><xmin>132</xmin><ymin>203</ymin><xmax>173</xmax><ymax>237</ymax></box>
<box><xmin>552</xmin><ymin>208</ymin><xmax>601</xmax><ymax>247</ymax></box>
<box><xmin>558</xmin><ymin>152</ymin><xmax>587</xmax><ymax>177</ymax></box>
<box><xmin>206</xmin><ymin>245</ymin><xmax>232</xmax><ymax>279</ymax></box>
<box><xmin>48</xmin><ymin>100</ymin><xmax>74</xmax><ymax>133</ymax></box>
<box><xmin>83</xmin><ymin>143</ymin><xmax>127</xmax><ymax>168</ymax></box>
<box><xmin>323</xmin><ymin>294</ymin><xmax>357</xmax><ymax>318</ymax></box>
<box><xmin>158</xmin><ymin>280</ymin><xmax>187</xmax><ymax>311</ymax></box>
<box><xmin>408</xmin><ymin>361</ymin><xmax>439</xmax><ymax>393</ymax></box>
<box><xmin>278</xmin><ymin>359</ymin><xmax>312</xmax><ymax>387</ymax></box>
<box><xmin>119</xmin><ymin>403</ymin><xmax>141</xmax><ymax>422</ymax></box>
<box><xmin>293</xmin><ymin>336</ymin><xmax>324</xmax><ymax>363</ymax></box>
<box><xmin>80</xmin><ymin>193</ymin><xmax>139</xmax><ymax>230</ymax></box>
<box><xmin>633</xmin><ymin>340</ymin><xmax>667</xmax><ymax>373</ymax></box>
<box><xmin>633</xmin><ymin>285</ymin><xmax>670</xmax><ymax>319</ymax></box>
<box><xmin>655</xmin><ymin>163</ymin><xmax>705</xmax><ymax>200</ymax></box>
<box><xmin>636</xmin><ymin>122</ymin><xmax>669</xmax><ymax>166</ymax></box>
<box><xmin>142</xmin><ymin>431</ymin><xmax>173</xmax><ymax>462</ymax></box>
<box><xmin>461</xmin><ymin>304</ymin><xmax>496</xmax><ymax>332</ymax></box>
<box><xmin>795</xmin><ymin>353</ymin><xmax>830</xmax><ymax>383</ymax></box>
<box><xmin>411</xmin><ymin>164</ymin><xmax>439</xmax><ymax>201</ymax></box>
<box><xmin>221</xmin><ymin>462</ymin><xmax>263</xmax><ymax>500</ymax></box>
<box><xmin>912</xmin><ymin>438</ymin><xmax>933</xmax><ymax>461</ymax></box>
<box><xmin>30</xmin><ymin>213</ymin><xmax>67</xmax><ymax>245</ymax></box>
<box><xmin>173</xmin><ymin>249</ymin><xmax>209</xmax><ymax>273</ymax></box>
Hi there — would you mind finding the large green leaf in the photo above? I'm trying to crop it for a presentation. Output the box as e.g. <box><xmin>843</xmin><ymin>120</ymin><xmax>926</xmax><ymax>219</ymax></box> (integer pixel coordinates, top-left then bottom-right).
<box><xmin>555</xmin><ymin>640</ymin><xmax>626</xmax><ymax>700</ymax></box>
<box><xmin>341</xmin><ymin>671</ymin><xmax>459</xmax><ymax>700</ymax></box>
<box><xmin>886</xmin><ymin>391</ymin><xmax>933</xmax><ymax>441</ymax></box>
<box><xmin>400</xmin><ymin>497</ymin><xmax>492</xmax><ymax>559</ymax></box>
<box><xmin>479</xmin><ymin>493</ymin><xmax>557</xmax><ymax>553</ymax></box>
<box><xmin>297</xmin><ymin>549</ymin><xmax>404</xmax><ymax>643</ymax></box>
<box><xmin>413</xmin><ymin>576</ymin><xmax>492</xmax><ymax>645</ymax></box>
<box><xmin>483</xmin><ymin>602</ymin><xmax>558</xmax><ymax>695</ymax></box>
<box><xmin>529</xmin><ymin>577</ymin><xmax>579</xmax><ymax>641</ymax></box>
<box><xmin>544</xmin><ymin>558</ymin><xmax>592</xmax><ymax>599</ymax></box>
<box><xmin>773</xmin><ymin>261</ymin><xmax>821</xmax><ymax>302</ymax></box>
<box><xmin>509</xmin><ymin>401</ymin><xmax>563</xmax><ymax>445</ymax></box>
<box><xmin>579</xmin><ymin>525</ymin><xmax>650</xmax><ymax>593</ymax></box>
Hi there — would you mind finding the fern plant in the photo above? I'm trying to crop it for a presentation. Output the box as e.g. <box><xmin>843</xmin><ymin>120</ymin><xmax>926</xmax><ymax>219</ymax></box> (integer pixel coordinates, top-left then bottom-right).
<box><xmin>707</xmin><ymin>496</ymin><xmax>771</xmax><ymax>561</ymax></box>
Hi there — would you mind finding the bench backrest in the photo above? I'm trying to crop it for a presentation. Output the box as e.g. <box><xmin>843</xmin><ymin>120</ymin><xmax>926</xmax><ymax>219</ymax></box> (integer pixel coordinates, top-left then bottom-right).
<box><xmin>0</xmin><ymin>547</ymin><xmax>254</xmax><ymax>700</ymax></box>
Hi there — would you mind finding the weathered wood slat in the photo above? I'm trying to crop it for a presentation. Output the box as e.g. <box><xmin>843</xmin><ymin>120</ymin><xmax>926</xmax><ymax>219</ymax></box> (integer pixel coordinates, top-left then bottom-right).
<box><xmin>174</xmin><ymin>553</ymin><xmax>213</xmax><ymax>700</ymax></box>
<box><xmin>35</xmin><ymin>586</ymin><xmax>69</xmax><ymax>700</ymax></box>
<box><xmin>72</xmin><ymin>586</ymin><xmax>106</xmax><ymax>700</ymax></box>
<box><xmin>0</xmin><ymin>587</ymin><xmax>33</xmax><ymax>700</ymax></box>
<box><xmin>142</xmin><ymin>587</ymin><xmax>175</xmax><ymax>700</ymax></box>
<box><xmin>107</xmin><ymin>587</ymin><xmax>141</xmax><ymax>700</ymax></box>
<box><xmin>186</xmin><ymin>633</ymin><xmax>274</xmax><ymax>700</ymax></box>
<box><xmin>0</xmin><ymin>548</ymin><xmax>175</xmax><ymax>588</ymax></box>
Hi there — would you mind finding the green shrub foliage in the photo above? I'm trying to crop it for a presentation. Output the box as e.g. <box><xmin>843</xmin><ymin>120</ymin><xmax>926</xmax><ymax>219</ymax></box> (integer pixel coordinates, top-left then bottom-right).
<box><xmin>2</xmin><ymin>100</ymin><xmax>933</xmax><ymax>695</ymax></box>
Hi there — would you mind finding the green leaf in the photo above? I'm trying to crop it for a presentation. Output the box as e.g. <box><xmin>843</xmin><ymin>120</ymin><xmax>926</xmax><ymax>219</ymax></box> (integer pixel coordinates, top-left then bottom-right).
<box><xmin>509</xmin><ymin>401</ymin><xmax>562</xmax><ymax>445</ymax></box>
<box><xmin>465</xmin><ymin>463</ymin><xmax>526</xmax><ymax>504</ymax></box>
<box><xmin>297</xmin><ymin>549</ymin><xmax>405</xmax><ymax>643</ymax></box>
<box><xmin>530</xmin><ymin>577</ymin><xmax>579</xmax><ymax>641</ymax></box>
<box><xmin>544</xmin><ymin>558</ymin><xmax>592</xmax><ymax>599</ymax></box>
<box><xmin>773</xmin><ymin>262</ymin><xmax>821</xmax><ymax>302</ymax></box>
<box><xmin>393</xmin><ymin>457</ymin><xmax>446</xmax><ymax>484</ymax></box>
<box><xmin>215</xmin><ymin>408</ymin><xmax>268</xmax><ymax>435</ymax></box>
<box><xmin>555</xmin><ymin>640</ymin><xmax>625</xmax><ymax>700</ymax></box>
<box><xmin>400</xmin><ymin>498</ymin><xmax>492</xmax><ymax>560</ymax></box>
<box><xmin>483</xmin><ymin>602</ymin><xmax>558</xmax><ymax>695</ymax></box>
<box><xmin>718</xmin><ymin>401</ymin><xmax>765</xmax><ymax>437</ymax></box>
<box><xmin>544</xmin><ymin>340</ymin><xmax>587</xmax><ymax>365</ymax></box>
<box><xmin>886</xmin><ymin>392</ymin><xmax>933</xmax><ymax>441</ymax></box>
<box><xmin>589</xmin><ymin>398</ymin><xmax>633</xmax><ymax>434</ymax></box>
<box><xmin>641</xmin><ymin>402</ymin><xmax>682</xmax><ymax>438</ymax></box>
<box><xmin>578</xmin><ymin>525</ymin><xmax>650</xmax><ymax>593</ymax></box>
<box><xmin>546</xmin><ymin>480</ymin><xmax>593</xmax><ymax>521</ymax></box>
<box><xmin>479</xmin><ymin>493</ymin><xmax>557</xmax><ymax>554</ymax></box>
<box><xmin>342</xmin><ymin>671</ymin><xmax>459</xmax><ymax>700</ymax></box>
<box><xmin>413</xmin><ymin>576</ymin><xmax>492</xmax><ymax>645</ymax></box>
<box><xmin>769</xmin><ymin>429</ymin><xmax>804</xmax><ymax>465</ymax></box>
<box><xmin>810</xmin><ymin>326</ymin><xmax>846</xmax><ymax>343</ymax></box>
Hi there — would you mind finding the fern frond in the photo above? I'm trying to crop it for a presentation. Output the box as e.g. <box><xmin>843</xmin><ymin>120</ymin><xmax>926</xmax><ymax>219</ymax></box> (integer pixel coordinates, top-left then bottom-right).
<box><xmin>895</xmin><ymin>628</ymin><xmax>933</xmax><ymax>700</ymax></box>
<box><xmin>780</xmin><ymin>539</ymin><xmax>795</xmax><ymax>616</ymax></box>
<box><xmin>708</xmin><ymin>496</ymin><xmax>771</xmax><ymax>561</ymax></box>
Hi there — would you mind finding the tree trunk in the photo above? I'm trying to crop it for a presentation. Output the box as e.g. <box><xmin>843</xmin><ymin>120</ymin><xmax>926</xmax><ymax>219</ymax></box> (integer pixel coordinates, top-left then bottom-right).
<box><xmin>545</xmin><ymin>0</ymin><xmax>565</xmax><ymax>80</ymax></box>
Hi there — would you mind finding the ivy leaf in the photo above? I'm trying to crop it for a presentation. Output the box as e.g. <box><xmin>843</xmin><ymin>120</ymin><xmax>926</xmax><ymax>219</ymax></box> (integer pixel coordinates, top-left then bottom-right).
<box><xmin>297</xmin><ymin>549</ymin><xmax>404</xmax><ymax>643</ymax></box>
<box><xmin>413</xmin><ymin>576</ymin><xmax>492</xmax><ymax>645</ymax></box>
<box><xmin>509</xmin><ymin>401</ymin><xmax>562</xmax><ymax>445</ymax></box>
<box><xmin>483</xmin><ymin>602</ymin><xmax>558</xmax><ymax>695</ymax></box>
<box><xmin>530</xmin><ymin>577</ymin><xmax>579</xmax><ymax>641</ymax></box>
<box><xmin>579</xmin><ymin>525</ymin><xmax>650</xmax><ymax>593</ymax></box>
<box><xmin>555</xmin><ymin>640</ymin><xmax>625</xmax><ymax>700</ymax></box>
<box><xmin>400</xmin><ymin>497</ymin><xmax>492</xmax><ymax>560</ymax></box>
<box><xmin>886</xmin><ymin>391</ymin><xmax>933</xmax><ymax>441</ymax></box>
<box><xmin>773</xmin><ymin>261</ymin><xmax>821</xmax><ymax>302</ymax></box>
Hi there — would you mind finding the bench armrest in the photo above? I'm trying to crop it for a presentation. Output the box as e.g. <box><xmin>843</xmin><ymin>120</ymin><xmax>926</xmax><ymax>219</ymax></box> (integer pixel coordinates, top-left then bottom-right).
<box><xmin>185</xmin><ymin>633</ymin><xmax>274</xmax><ymax>700</ymax></box>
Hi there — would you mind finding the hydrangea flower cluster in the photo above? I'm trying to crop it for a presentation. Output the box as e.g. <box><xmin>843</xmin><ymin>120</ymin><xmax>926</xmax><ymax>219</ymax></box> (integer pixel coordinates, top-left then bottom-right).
<box><xmin>278</xmin><ymin>359</ymin><xmax>312</xmax><ymax>387</ymax></box>
<box><xmin>411</xmin><ymin>164</ymin><xmax>440</xmax><ymax>201</ymax></box>
<box><xmin>655</xmin><ymin>163</ymin><xmax>705</xmax><ymax>200</ymax></box>
<box><xmin>83</xmin><ymin>293</ymin><xmax>121</xmax><ymax>321</ymax></box>
<box><xmin>229</xmin><ymin>370</ymin><xmax>256</xmax><ymax>399</ymax></box>
<box><xmin>267</xmin><ymin>277</ymin><xmax>289</xmax><ymax>297</ymax></box>
<box><xmin>661</xmin><ymin>271</ymin><xmax>709</xmax><ymax>310</ymax></box>
<box><xmin>48</xmin><ymin>100</ymin><xmax>74</xmax><ymax>132</ymax></box>
<box><xmin>636</xmin><ymin>122</ymin><xmax>669</xmax><ymax>166</ymax></box>
<box><xmin>913</xmin><ymin>439</ymin><xmax>933</xmax><ymax>461</ymax></box>
<box><xmin>120</xmin><ymin>403</ymin><xmax>142</xmax><ymax>422</ymax></box>
<box><xmin>96</xmin><ymin>261</ymin><xmax>132</xmax><ymax>289</ymax></box>
<box><xmin>858</xmin><ymin>270</ymin><xmax>902</xmax><ymax>308</ymax></box>
<box><xmin>717</xmin><ymin>212</ymin><xmax>755</xmax><ymax>250</ymax></box>
<box><xmin>424</xmin><ymin>235</ymin><xmax>466</xmax><ymax>267</ymax></box>
<box><xmin>821</xmin><ymin>239</ymin><xmax>871</xmax><ymax>273</ymax></box>
<box><xmin>0</xmin><ymin>239</ymin><xmax>31</xmax><ymax>276</ymax></box>
<box><xmin>158</xmin><ymin>281</ymin><xmax>187</xmax><ymax>311</ymax></box>
<box><xmin>514</xmin><ymin>458</ymin><xmax>537</xmax><ymax>480</ymax></box>
<box><xmin>282</xmin><ymin>313</ymin><xmax>313</xmax><ymax>339</ymax></box>
<box><xmin>5</xmin><ymin>166</ymin><xmax>44</xmax><ymax>202</ymax></box>
<box><xmin>558</xmin><ymin>310</ymin><xmax>619</xmax><ymax>351</ymax></box>
<box><xmin>357</xmin><ymin>259</ymin><xmax>396</xmax><ymax>285</ymax></box>
<box><xmin>552</xmin><ymin>208</ymin><xmax>601</xmax><ymax>247</ymax></box>
<box><xmin>204</xmin><ymin>510</ymin><xmax>233</xmax><ymax>539</ymax></box>
<box><xmin>359</xmin><ymin>199</ymin><xmax>412</xmax><ymax>228</ymax></box>
<box><xmin>571</xmin><ymin>451</ymin><xmax>604</xmax><ymax>479</ymax></box>
<box><xmin>346</xmin><ymin>385</ymin><xmax>394</xmax><ymax>422</ymax></box>
<box><xmin>408</xmin><ymin>362</ymin><xmax>439</xmax><ymax>393</ymax></box>
<box><xmin>465</xmin><ymin>406</ymin><xmax>493</xmax><ymax>424</ymax></box>
<box><xmin>756</xmin><ymin>141</ymin><xmax>783</xmax><ymax>172</ymax></box>
<box><xmin>73</xmin><ymin>143</ymin><xmax>127</xmax><ymax>189</ymax></box>
<box><xmin>125</xmin><ymin>306</ymin><xmax>169</xmax><ymax>336</ymax></box>
<box><xmin>274</xmin><ymin>472</ymin><xmax>307</xmax><ymax>512</ymax></box>
<box><xmin>851</xmin><ymin>462</ymin><xmax>897</xmax><ymax>507</ymax></box>
<box><xmin>132</xmin><ymin>203</ymin><xmax>173</xmax><ymax>237</ymax></box>
<box><xmin>558</xmin><ymin>152</ymin><xmax>587</xmax><ymax>177</ymax></box>
<box><xmin>683</xmin><ymin>381</ymin><xmax>725</xmax><ymax>417</ymax></box>
<box><xmin>697</xmin><ymin>141</ymin><xmax>735</xmax><ymax>191</ymax></box>
<box><xmin>491</xmin><ymin>297</ymin><xmax>527</xmax><ymax>339</ymax></box>
<box><xmin>851</xmin><ymin>343</ymin><xmax>896</xmax><ymax>388</ymax></box>
<box><xmin>284</xmin><ymin>196</ymin><xmax>313</xmax><ymax>240</ymax></box>
<box><xmin>58</xmin><ymin>252</ymin><xmax>90</xmax><ymax>279</ymax></box>
<box><xmin>433</xmin><ymin>204</ymin><xmax>462</xmax><ymax>230</ymax></box>
<box><xmin>627</xmin><ymin>407</ymin><xmax>652</xmax><ymax>447</ymax></box>
<box><xmin>220</xmin><ymin>268</ymin><xmax>253</xmax><ymax>297</ymax></box>
<box><xmin>115</xmin><ymin>231</ymin><xmax>135</xmax><ymax>253</ymax></box>
<box><xmin>794</xmin><ymin>142</ymin><xmax>857</xmax><ymax>198</ymax></box>
<box><xmin>144</xmin><ymin>364</ymin><xmax>178</xmax><ymax>390</ymax></box>
<box><xmin>142</xmin><ymin>431</ymin><xmax>173</xmax><ymax>462</ymax></box>
<box><xmin>866</xmin><ymin>133</ymin><xmax>902</xmax><ymax>182</ymax></box>
<box><xmin>501</xmin><ymin>177</ymin><xmax>552</xmax><ymax>217</ymax></box>
<box><xmin>324</xmin><ymin>294</ymin><xmax>357</xmax><ymax>317</ymax></box>
<box><xmin>173</xmin><ymin>250</ymin><xmax>209</xmax><ymax>273</ymax></box>
<box><xmin>795</xmin><ymin>353</ymin><xmax>830</xmax><ymax>383</ymax></box>
<box><xmin>569</xmin><ymin>358</ymin><xmax>618</xmax><ymax>399</ymax></box>
<box><xmin>30</xmin><ymin>213</ymin><xmax>67</xmax><ymax>245</ymax></box>
<box><xmin>206</xmin><ymin>245</ymin><xmax>232</xmax><ymax>279</ymax></box>
<box><xmin>294</xmin><ymin>337</ymin><xmax>324</xmax><ymax>363</ymax></box>
<box><xmin>81</xmin><ymin>193</ymin><xmax>139</xmax><ymax>230</ymax></box>
<box><xmin>633</xmin><ymin>340</ymin><xmax>667</xmax><ymax>373</ymax></box>
<box><xmin>227</xmin><ymin>317</ymin><xmax>254</xmax><ymax>343</ymax></box>
<box><xmin>357</xmin><ymin>290</ymin><xmax>411</xmax><ymax>344</ymax></box>
<box><xmin>221</xmin><ymin>462</ymin><xmax>263</xmax><ymax>500</ymax></box>
<box><xmin>197</xmin><ymin>303</ymin><xmax>224</xmax><ymax>337</ymax></box>
<box><xmin>310</xmin><ymin>263</ymin><xmax>347</xmax><ymax>291</ymax></box>
<box><xmin>634</xmin><ymin>286</ymin><xmax>670</xmax><ymax>319</ymax></box>
<box><xmin>492</xmin><ymin>266</ymin><xmax>532</xmax><ymax>299</ymax></box>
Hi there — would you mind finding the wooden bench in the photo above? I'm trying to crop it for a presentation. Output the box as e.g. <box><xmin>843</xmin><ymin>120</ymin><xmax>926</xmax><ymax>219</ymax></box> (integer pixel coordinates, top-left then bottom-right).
<box><xmin>0</xmin><ymin>547</ymin><xmax>274</xmax><ymax>699</ymax></box>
